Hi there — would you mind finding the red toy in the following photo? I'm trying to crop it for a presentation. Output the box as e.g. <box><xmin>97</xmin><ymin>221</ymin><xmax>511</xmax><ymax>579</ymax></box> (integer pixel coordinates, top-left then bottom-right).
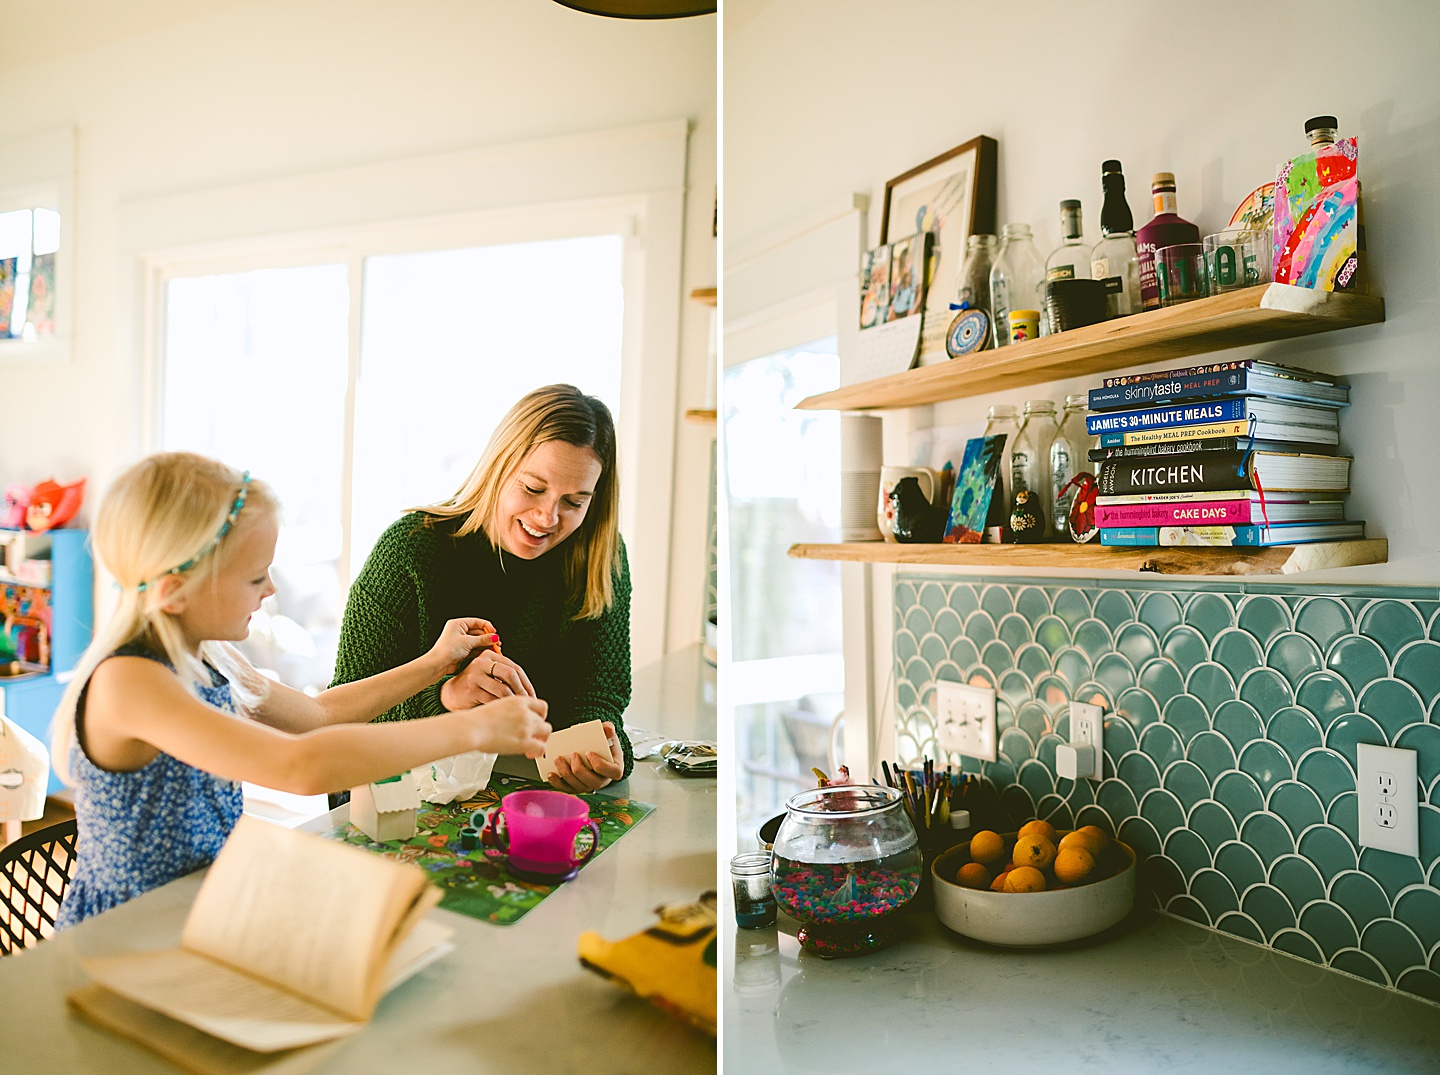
<box><xmin>25</xmin><ymin>478</ymin><xmax>85</xmax><ymax>531</ymax></box>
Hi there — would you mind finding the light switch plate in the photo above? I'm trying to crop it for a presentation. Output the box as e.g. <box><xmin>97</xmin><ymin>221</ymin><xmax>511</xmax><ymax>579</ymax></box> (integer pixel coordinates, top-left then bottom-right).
<box><xmin>936</xmin><ymin>681</ymin><xmax>996</xmax><ymax>762</ymax></box>
<box><xmin>1357</xmin><ymin>743</ymin><xmax>1419</xmax><ymax>856</ymax></box>
<box><xmin>1068</xmin><ymin>700</ymin><xmax>1104</xmax><ymax>781</ymax></box>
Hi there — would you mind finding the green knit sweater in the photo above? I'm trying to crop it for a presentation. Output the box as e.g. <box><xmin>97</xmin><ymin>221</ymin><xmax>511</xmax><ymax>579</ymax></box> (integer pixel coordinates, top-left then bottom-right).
<box><xmin>331</xmin><ymin>513</ymin><xmax>634</xmax><ymax>777</ymax></box>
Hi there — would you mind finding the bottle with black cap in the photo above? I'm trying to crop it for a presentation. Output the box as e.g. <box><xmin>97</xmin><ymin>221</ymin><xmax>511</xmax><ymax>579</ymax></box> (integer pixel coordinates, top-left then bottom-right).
<box><xmin>1090</xmin><ymin>160</ymin><xmax>1142</xmax><ymax>317</ymax></box>
<box><xmin>1305</xmin><ymin>115</ymin><xmax>1339</xmax><ymax>148</ymax></box>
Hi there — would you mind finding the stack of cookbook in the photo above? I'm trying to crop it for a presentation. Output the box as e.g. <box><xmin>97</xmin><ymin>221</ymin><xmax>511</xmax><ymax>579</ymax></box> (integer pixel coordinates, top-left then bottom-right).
<box><xmin>1084</xmin><ymin>360</ymin><xmax>1362</xmax><ymax>547</ymax></box>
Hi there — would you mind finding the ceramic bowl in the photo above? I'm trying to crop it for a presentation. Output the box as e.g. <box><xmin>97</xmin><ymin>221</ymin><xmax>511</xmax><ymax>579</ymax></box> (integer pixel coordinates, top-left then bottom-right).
<box><xmin>931</xmin><ymin>831</ymin><xmax>1136</xmax><ymax>947</ymax></box>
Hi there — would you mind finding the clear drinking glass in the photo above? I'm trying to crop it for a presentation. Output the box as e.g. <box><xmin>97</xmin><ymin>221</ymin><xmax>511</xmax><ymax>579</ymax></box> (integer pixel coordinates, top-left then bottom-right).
<box><xmin>1155</xmin><ymin>243</ymin><xmax>1209</xmax><ymax>305</ymax></box>
<box><xmin>1204</xmin><ymin>229</ymin><xmax>1272</xmax><ymax>292</ymax></box>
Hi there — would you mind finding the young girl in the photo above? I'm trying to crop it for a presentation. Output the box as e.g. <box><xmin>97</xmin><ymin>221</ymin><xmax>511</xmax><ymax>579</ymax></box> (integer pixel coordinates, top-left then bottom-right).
<box><xmin>51</xmin><ymin>452</ymin><xmax>551</xmax><ymax>928</ymax></box>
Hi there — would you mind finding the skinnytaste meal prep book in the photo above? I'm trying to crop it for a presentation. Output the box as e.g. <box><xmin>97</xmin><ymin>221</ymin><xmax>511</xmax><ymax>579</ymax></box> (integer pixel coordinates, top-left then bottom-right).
<box><xmin>1089</xmin><ymin>359</ymin><xmax>1348</xmax><ymax>411</ymax></box>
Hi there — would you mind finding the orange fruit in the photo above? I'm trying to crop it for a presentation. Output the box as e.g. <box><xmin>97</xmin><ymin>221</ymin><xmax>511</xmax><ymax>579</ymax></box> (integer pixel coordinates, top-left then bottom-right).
<box><xmin>1018</xmin><ymin>819</ymin><xmax>1057</xmax><ymax>844</ymax></box>
<box><xmin>989</xmin><ymin>870</ymin><xmax>1009</xmax><ymax>891</ymax></box>
<box><xmin>1078</xmin><ymin>825</ymin><xmax>1111</xmax><ymax>851</ymax></box>
<box><xmin>1059</xmin><ymin>829</ymin><xmax>1105</xmax><ymax>856</ymax></box>
<box><xmin>1053</xmin><ymin>846</ymin><xmax>1096</xmax><ymax>885</ymax></box>
<box><xmin>969</xmin><ymin>830</ymin><xmax>1005</xmax><ymax>865</ymax></box>
<box><xmin>1012</xmin><ymin>834</ymin><xmax>1057</xmax><ymax>871</ymax></box>
<box><xmin>957</xmin><ymin>862</ymin><xmax>990</xmax><ymax>889</ymax></box>
<box><xmin>1004</xmin><ymin>866</ymin><xmax>1047</xmax><ymax>892</ymax></box>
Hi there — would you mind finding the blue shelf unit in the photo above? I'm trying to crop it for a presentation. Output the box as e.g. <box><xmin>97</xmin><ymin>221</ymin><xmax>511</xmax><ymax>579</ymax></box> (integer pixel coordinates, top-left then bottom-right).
<box><xmin>0</xmin><ymin>529</ymin><xmax>94</xmax><ymax>794</ymax></box>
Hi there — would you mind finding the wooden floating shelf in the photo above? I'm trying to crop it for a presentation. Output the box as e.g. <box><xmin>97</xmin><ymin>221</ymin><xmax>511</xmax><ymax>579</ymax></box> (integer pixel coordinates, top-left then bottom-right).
<box><xmin>788</xmin><ymin>539</ymin><xmax>1389</xmax><ymax>577</ymax></box>
<box><xmin>690</xmin><ymin>286</ymin><xmax>717</xmax><ymax>306</ymax></box>
<box><xmin>685</xmin><ymin>408</ymin><xmax>718</xmax><ymax>424</ymax></box>
<box><xmin>799</xmin><ymin>284</ymin><xmax>1385</xmax><ymax>411</ymax></box>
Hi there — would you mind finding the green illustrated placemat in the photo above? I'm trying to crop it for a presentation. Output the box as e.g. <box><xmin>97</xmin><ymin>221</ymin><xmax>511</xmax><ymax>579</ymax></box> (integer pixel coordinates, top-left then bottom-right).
<box><xmin>323</xmin><ymin>773</ymin><xmax>655</xmax><ymax>924</ymax></box>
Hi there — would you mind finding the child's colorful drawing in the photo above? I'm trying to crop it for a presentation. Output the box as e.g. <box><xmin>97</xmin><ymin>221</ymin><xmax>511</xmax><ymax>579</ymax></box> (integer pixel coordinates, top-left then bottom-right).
<box><xmin>0</xmin><ymin>258</ymin><xmax>15</xmax><ymax>336</ymax></box>
<box><xmin>323</xmin><ymin>773</ymin><xmax>654</xmax><ymax>925</ymax></box>
<box><xmin>1273</xmin><ymin>137</ymin><xmax>1359</xmax><ymax>292</ymax></box>
<box><xmin>26</xmin><ymin>253</ymin><xmax>55</xmax><ymax>337</ymax></box>
<box><xmin>943</xmin><ymin>435</ymin><xmax>1006</xmax><ymax>543</ymax></box>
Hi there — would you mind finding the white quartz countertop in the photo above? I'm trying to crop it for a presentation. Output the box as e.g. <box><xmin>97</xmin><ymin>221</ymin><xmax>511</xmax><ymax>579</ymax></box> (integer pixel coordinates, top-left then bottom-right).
<box><xmin>723</xmin><ymin>898</ymin><xmax>1440</xmax><ymax>1073</ymax></box>
<box><xmin>0</xmin><ymin>646</ymin><xmax>718</xmax><ymax>1074</ymax></box>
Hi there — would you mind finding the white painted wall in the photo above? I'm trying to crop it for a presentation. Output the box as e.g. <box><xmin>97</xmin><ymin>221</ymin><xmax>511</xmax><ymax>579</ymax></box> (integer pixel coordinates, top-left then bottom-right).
<box><xmin>0</xmin><ymin>0</ymin><xmax>716</xmax><ymax>655</ymax></box>
<box><xmin>725</xmin><ymin>0</ymin><xmax>1440</xmax><ymax>583</ymax></box>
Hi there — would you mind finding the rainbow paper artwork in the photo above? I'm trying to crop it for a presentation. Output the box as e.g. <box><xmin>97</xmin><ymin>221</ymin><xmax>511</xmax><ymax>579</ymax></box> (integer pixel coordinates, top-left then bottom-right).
<box><xmin>1272</xmin><ymin>136</ymin><xmax>1360</xmax><ymax>292</ymax></box>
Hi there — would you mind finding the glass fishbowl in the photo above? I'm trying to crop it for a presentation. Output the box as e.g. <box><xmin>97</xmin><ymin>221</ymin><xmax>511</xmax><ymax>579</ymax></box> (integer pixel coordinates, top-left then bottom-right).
<box><xmin>769</xmin><ymin>784</ymin><xmax>922</xmax><ymax>957</ymax></box>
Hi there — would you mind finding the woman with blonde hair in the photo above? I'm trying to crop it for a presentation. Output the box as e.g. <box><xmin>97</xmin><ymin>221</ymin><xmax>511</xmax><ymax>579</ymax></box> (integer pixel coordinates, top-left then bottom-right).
<box><xmin>332</xmin><ymin>383</ymin><xmax>632</xmax><ymax>792</ymax></box>
<box><xmin>51</xmin><ymin>452</ymin><xmax>550</xmax><ymax>927</ymax></box>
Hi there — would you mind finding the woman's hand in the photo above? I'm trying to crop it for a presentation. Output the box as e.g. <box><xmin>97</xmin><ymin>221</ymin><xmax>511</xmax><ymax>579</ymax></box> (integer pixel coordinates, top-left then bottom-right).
<box><xmin>464</xmin><ymin>695</ymin><xmax>551</xmax><ymax>758</ymax></box>
<box><xmin>440</xmin><ymin>646</ymin><xmax>537</xmax><ymax>710</ymax></box>
<box><xmin>427</xmin><ymin>618</ymin><xmax>501</xmax><ymax>677</ymax></box>
<box><xmin>547</xmin><ymin>721</ymin><xmax>625</xmax><ymax>792</ymax></box>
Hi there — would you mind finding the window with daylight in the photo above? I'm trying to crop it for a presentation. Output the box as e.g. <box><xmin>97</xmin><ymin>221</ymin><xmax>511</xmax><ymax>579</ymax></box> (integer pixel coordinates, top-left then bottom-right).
<box><xmin>158</xmin><ymin>234</ymin><xmax>625</xmax><ymax>696</ymax></box>
<box><xmin>723</xmin><ymin>337</ymin><xmax>843</xmax><ymax>842</ymax></box>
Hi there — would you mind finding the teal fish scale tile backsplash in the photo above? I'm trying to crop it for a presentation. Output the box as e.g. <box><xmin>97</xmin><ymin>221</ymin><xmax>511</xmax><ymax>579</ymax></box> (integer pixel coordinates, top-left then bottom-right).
<box><xmin>893</xmin><ymin>574</ymin><xmax>1440</xmax><ymax>1006</ymax></box>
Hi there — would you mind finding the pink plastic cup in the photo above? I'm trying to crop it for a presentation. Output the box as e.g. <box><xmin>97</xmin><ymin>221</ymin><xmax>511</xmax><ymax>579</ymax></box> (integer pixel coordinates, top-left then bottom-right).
<box><xmin>479</xmin><ymin>790</ymin><xmax>600</xmax><ymax>882</ymax></box>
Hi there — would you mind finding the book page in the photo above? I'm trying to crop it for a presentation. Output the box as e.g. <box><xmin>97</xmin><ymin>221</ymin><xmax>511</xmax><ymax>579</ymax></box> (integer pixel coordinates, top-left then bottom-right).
<box><xmin>181</xmin><ymin>816</ymin><xmax>428</xmax><ymax>1019</ymax></box>
<box><xmin>537</xmin><ymin>719</ymin><xmax>612</xmax><ymax>781</ymax></box>
<box><xmin>68</xmin><ymin>984</ymin><xmax>346</xmax><ymax>1075</ymax></box>
<box><xmin>80</xmin><ymin>948</ymin><xmax>364</xmax><ymax>1052</ymax></box>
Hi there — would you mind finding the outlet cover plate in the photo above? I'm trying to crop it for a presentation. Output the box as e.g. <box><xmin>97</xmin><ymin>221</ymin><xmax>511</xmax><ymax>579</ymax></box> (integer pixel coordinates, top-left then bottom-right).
<box><xmin>1068</xmin><ymin>700</ymin><xmax>1104</xmax><ymax>781</ymax></box>
<box><xmin>1357</xmin><ymin>743</ymin><xmax>1419</xmax><ymax>856</ymax></box>
<box><xmin>936</xmin><ymin>681</ymin><xmax>996</xmax><ymax>762</ymax></box>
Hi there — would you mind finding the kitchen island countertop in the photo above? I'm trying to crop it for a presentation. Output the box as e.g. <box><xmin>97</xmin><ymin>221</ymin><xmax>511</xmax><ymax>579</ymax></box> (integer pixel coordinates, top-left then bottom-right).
<box><xmin>723</xmin><ymin>898</ymin><xmax>1440</xmax><ymax>1073</ymax></box>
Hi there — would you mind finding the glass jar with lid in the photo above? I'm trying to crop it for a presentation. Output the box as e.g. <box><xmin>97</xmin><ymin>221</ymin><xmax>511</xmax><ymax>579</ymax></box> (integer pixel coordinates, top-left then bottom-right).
<box><xmin>770</xmin><ymin>784</ymin><xmax>921</xmax><ymax>957</ymax></box>
<box><xmin>1049</xmin><ymin>393</ymin><xmax>1093</xmax><ymax>542</ymax></box>
<box><xmin>989</xmin><ymin>223</ymin><xmax>1045</xmax><ymax>348</ymax></box>
<box><xmin>1011</xmin><ymin>399</ymin><xmax>1059</xmax><ymax>539</ymax></box>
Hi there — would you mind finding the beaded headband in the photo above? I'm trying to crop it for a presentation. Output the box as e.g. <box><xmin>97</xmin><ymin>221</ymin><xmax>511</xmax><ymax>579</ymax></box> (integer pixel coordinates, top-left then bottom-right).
<box><xmin>135</xmin><ymin>471</ymin><xmax>252</xmax><ymax>593</ymax></box>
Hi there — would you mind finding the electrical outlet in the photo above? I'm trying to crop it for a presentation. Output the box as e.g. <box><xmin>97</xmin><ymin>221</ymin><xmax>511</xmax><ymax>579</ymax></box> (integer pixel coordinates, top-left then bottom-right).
<box><xmin>1066</xmin><ymin>700</ymin><xmax>1104</xmax><ymax>781</ymax></box>
<box><xmin>935</xmin><ymin>681</ymin><xmax>997</xmax><ymax>762</ymax></box>
<box><xmin>1357</xmin><ymin>744</ymin><xmax>1419</xmax><ymax>856</ymax></box>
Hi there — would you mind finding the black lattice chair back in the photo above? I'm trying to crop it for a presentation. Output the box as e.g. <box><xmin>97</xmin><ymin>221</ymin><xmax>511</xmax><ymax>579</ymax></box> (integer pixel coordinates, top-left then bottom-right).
<box><xmin>0</xmin><ymin>819</ymin><xmax>78</xmax><ymax>955</ymax></box>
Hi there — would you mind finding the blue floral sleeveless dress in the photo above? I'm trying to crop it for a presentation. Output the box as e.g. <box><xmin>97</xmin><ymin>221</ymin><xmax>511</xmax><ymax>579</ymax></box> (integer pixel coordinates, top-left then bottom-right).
<box><xmin>56</xmin><ymin>643</ymin><xmax>245</xmax><ymax>929</ymax></box>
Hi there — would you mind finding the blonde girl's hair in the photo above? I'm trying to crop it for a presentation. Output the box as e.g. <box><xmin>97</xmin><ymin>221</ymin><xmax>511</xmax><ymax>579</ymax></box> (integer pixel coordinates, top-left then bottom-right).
<box><xmin>419</xmin><ymin>384</ymin><xmax>620</xmax><ymax>620</ymax></box>
<box><xmin>50</xmin><ymin>453</ymin><xmax>278</xmax><ymax>785</ymax></box>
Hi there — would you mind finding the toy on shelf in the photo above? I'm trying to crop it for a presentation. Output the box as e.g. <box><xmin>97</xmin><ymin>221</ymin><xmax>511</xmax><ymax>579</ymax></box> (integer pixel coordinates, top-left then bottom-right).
<box><xmin>25</xmin><ymin>478</ymin><xmax>84</xmax><ymax>532</ymax></box>
<box><xmin>1</xmin><ymin>485</ymin><xmax>29</xmax><ymax>529</ymax></box>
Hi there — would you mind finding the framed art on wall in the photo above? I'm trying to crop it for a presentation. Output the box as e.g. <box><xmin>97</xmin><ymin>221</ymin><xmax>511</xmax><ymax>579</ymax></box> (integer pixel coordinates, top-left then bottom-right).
<box><xmin>880</xmin><ymin>135</ymin><xmax>997</xmax><ymax>363</ymax></box>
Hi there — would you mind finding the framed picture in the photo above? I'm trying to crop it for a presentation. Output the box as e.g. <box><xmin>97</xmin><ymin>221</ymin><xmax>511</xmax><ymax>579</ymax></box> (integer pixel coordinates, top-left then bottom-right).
<box><xmin>943</xmin><ymin>434</ymin><xmax>1006</xmax><ymax>544</ymax></box>
<box><xmin>880</xmin><ymin>136</ymin><xmax>997</xmax><ymax>360</ymax></box>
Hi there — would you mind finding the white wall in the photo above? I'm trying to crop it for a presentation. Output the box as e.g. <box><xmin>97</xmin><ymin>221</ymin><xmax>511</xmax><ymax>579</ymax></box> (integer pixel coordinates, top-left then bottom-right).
<box><xmin>0</xmin><ymin>0</ymin><xmax>716</xmax><ymax>654</ymax></box>
<box><xmin>725</xmin><ymin>0</ymin><xmax>1440</xmax><ymax>582</ymax></box>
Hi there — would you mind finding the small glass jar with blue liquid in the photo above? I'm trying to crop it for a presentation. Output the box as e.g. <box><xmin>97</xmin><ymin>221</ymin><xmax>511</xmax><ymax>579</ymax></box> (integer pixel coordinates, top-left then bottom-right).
<box><xmin>730</xmin><ymin>851</ymin><xmax>777</xmax><ymax>928</ymax></box>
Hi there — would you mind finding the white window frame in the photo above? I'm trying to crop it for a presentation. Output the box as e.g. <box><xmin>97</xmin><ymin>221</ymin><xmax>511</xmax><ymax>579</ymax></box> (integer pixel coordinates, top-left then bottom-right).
<box><xmin>122</xmin><ymin>121</ymin><xmax>690</xmax><ymax>667</ymax></box>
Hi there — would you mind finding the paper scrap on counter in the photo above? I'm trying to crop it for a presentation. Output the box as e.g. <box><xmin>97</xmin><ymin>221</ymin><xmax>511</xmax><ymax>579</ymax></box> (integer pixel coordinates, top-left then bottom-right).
<box><xmin>536</xmin><ymin>720</ymin><xmax>611</xmax><ymax>781</ymax></box>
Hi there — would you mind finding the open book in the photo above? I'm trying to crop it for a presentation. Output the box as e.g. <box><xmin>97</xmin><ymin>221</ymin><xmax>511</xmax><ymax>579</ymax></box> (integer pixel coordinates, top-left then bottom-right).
<box><xmin>68</xmin><ymin>814</ymin><xmax>453</xmax><ymax>1072</ymax></box>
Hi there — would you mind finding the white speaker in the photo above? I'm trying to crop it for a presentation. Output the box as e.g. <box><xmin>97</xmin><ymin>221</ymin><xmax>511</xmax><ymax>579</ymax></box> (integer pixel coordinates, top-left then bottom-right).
<box><xmin>840</xmin><ymin>415</ymin><xmax>883</xmax><ymax>541</ymax></box>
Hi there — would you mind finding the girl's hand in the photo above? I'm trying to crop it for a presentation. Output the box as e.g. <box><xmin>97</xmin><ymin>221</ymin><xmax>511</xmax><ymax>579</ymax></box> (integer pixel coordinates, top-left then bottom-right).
<box><xmin>428</xmin><ymin>618</ymin><xmax>501</xmax><ymax>677</ymax></box>
<box><xmin>440</xmin><ymin>648</ymin><xmax>537</xmax><ymax>708</ymax></box>
<box><xmin>467</xmin><ymin>695</ymin><xmax>551</xmax><ymax>758</ymax></box>
<box><xmin>547</xmin><ymin>721</ymin><xmax>624</xmax><ymax>792</ymax></box>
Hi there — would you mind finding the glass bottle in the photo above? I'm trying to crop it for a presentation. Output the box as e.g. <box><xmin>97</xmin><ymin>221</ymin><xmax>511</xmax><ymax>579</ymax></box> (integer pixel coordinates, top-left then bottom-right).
<box><xmin>989</xmin><ymin>223</ymin><xmax>1044</xmax><ymax>348</ymax></box>
<box><xmin>1011</xmin><ymin>399</ymin><xmax>1058</xmax><ymax>539</ymax></box>
<box><xmin>1090</xmin><ymin>160</ymin><xmax>1142</xmax><ymax>318</ymax></box>
<box><xmin>954</xmin><ymin>232</ymin><xmax>998</xmax><ymax>321</ymax></box>
<box><xmin>1135</xmin><ymin>172</ymin><xmax>1200</xmax><ymax>310</ymax></box>
<box><xmin>1049</xmin><ymin>394</ymin><xmax>1092</xmax><ymax>542</ymax></box>
<box><xmin>1305</xmin><ymin>114</ymin><xmax>1339</xmax><ymax>147</ymax></box>
<box><xmin>982</xmin><ymin>404</ymin><xmax>1021</xmax><ymax>536</ymax></box>
<box><xmin>1045</xmin><ymin>200</ymin><xmax>1089</xmax><ymax>283</ymax></box>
